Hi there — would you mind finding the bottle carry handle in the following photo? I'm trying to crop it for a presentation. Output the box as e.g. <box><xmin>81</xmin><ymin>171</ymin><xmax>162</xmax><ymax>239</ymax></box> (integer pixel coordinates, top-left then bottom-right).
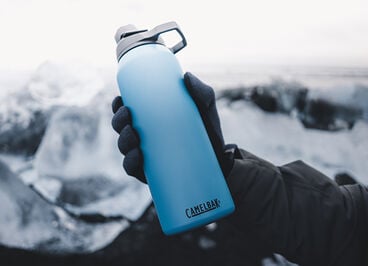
<box><xmin>115</xmin><ymin>21</ymin><xmax>187</xmax><ymax>60</ymax></box>
<box><xmin>148</xmin><ymin>21</ymin><xmax>187</xmax><ymax>54</ymax></box>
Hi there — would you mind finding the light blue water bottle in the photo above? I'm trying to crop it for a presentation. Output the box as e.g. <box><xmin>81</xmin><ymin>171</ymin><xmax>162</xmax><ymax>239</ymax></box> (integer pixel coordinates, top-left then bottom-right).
<box><xmin>114</xmin><ymin>22</ymin><xmax>234</xmax><ymax>235</ymax></box>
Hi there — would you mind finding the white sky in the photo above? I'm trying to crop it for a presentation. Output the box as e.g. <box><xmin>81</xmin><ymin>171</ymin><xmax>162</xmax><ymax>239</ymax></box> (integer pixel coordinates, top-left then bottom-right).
<box><xmin>0</xmin><ymin>0</ymin><xmax>367</xmax><ymax>70</ymax></box>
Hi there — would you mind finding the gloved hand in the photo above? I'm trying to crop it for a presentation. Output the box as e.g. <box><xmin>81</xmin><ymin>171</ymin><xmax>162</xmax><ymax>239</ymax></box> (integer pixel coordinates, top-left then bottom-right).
<box><xmin>111</xmin><ymin>72</ymin><xmax>236</xmax><ymax>183</ymax></box>
<box><xmin>111</xmin><ymin>73</ymin><xmax>368</xmax><ymax>265</ymax></box>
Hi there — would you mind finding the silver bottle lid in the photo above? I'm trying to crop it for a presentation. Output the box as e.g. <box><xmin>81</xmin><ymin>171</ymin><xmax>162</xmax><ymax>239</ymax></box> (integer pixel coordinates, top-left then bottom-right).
<box><xmin>115</xmin><ymin>21</ymin><xmax>187</xmax><ymax>61</ymax></box>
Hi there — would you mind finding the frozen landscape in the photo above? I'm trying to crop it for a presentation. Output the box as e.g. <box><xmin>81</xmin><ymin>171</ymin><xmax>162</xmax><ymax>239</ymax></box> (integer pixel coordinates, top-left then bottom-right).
<box><xmin>0</xmin><ymin>61</ymin><xmax>367</xmax><ymax>265</ymax></box>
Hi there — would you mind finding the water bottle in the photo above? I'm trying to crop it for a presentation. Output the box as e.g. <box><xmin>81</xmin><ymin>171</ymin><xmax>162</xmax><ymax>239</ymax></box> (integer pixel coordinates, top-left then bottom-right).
<box><xmin>114</xmin><ymin>22</ymin><xmax>234</xmax><ymax>235</ymax></box>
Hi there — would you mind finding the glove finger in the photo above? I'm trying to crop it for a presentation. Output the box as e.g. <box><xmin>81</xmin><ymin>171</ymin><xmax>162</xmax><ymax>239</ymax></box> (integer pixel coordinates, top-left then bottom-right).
<box><xmin>112</xmin><ymin>106</ymin><xmax>131</xmax><ymax>134</ymax></box>
<box><xmin>118</xmin><ymin>125</ymin><xmax>140</xmax><ymax>155</ymax></box>
<box><xmin>184</xmin><ymin>72</ymin><xmax>216</xmax><ymax>110</ymax></box>
<box><xmin>112</xmin><ymin>96</ymin><xmax>124</xmax><ymax>114</ymax></box>
<box><xmin>123</xmin><ymin>148</ymin><xmax>147</xmax><ymax>183</ymax></box>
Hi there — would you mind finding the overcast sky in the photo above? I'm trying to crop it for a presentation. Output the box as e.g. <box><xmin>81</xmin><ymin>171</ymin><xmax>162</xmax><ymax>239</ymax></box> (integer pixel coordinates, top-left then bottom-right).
<box><xmin>0</xmin><ymin>0</ymin><xmax>367</xmax><ymax>70</ymax></box>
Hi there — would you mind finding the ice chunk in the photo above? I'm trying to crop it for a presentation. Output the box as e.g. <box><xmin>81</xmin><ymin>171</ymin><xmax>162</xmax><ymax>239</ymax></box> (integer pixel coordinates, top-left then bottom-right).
<box><xmin>0</xmin><ymin>89</ymin><xmax>47</xmax><ymax>154</ymax></box>
<box><xmin>198</xmin><ymin>236</ymin><xmax>217</xmax><ymax>250</ymax></box>
<box><xmin>34</xmin><ymin>94</ymin><xmax>151</xmax><ymax>221</ymax></box>
<box><xmin>263</xmin><ymin>254</ymin><xmax>298</xmax><ymax>265</ymax></box>
<box><xmin>0</xmin><ymin>62</ymin><xmax>111</xmax><ymax>155</ymax></box>
<box><xmin>0</xmin><ymin>160</ymin><xmax>128</xmax><ymax>253</ymax></box>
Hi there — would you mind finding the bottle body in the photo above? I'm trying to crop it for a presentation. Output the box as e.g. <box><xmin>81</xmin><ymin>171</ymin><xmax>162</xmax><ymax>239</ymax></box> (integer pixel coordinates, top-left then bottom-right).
<box><xmin>117</xmin><ymin>44</ymin><xmax>234</xmax><ymax>235</ymax></box>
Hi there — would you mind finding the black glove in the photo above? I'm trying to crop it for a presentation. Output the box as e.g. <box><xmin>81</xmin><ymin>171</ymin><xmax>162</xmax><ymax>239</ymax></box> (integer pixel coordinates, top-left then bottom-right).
<box><xmin>112</xmin><ymin>71</ymin><xmax>368</xmax><ymax>265</ymax></box>
<box><xmin>111</xmin><ymin>72</ymin><xmax>236</xmax><ymax>183</ymax></box>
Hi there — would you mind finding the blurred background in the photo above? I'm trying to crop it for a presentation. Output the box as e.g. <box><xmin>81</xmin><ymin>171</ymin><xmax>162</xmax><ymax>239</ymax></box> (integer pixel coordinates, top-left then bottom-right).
<box><xmin>0</xmin><ymin>0</ymin><xmax>367</xmax><ymax>265</ymax></box>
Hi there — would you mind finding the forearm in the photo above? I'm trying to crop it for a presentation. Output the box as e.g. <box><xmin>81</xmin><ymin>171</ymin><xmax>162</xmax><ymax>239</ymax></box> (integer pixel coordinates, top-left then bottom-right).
<box><xmin>226</xmin><ymin>149</ymin><xmax>294</xmax><ymax>260</ymax></box>
<box><xmin>225</xmin><ymin>148</ymin><xmax>363</xmax><ymax>265</ymax></box>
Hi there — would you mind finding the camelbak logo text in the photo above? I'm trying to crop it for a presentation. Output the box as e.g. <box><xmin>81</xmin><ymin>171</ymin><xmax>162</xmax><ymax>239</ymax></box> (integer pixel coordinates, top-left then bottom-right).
<box><xmin>185</xmin><ymin>199</ymin><xmax>220</xmax><ymax>218</ymax></box>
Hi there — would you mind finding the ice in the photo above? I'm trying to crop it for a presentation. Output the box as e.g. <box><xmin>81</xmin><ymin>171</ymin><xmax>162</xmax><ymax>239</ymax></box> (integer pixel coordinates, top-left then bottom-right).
<box><xmin>0</xmin><ymin>69</ymin><xmax>31</xmax><ymax>100</ymax></box>
<box><xmin>0</xmin><ymin>61</ymin><xmax>151</xmax><ymax>232</ymax></box>
<box><xmin>219</xmin><ymin>100</ymin><xmax>368</xmax><ymax>182</ymax></box>
<box><xmin>0</xmin><ymin>62</ymin><xmax>111</xmax><ymax>155</ymax></box>
<box><xmin>0</xmin><ymin>62</ymin><xmax>367</xmax><ymax>260</ymax></box>
<box><xmin>263</xmin><ymin>254</ymin><xmax>298</xmax><ymax>265</ymax></box>
<box><xmin>0</xmin><ymin>70</ymin><xmax>47</xmax><ymax>154</ymax></box>
<box><xmin>198</xmin><ymin>236</ymin><xmax>217</xmax><ymax>250</ymax></box>
<box><xmin>0</xmin><ymin>160</ymin><xmax>128</xmax><ymax>253</ymax></box>
<box><xmin>308</xmin><ymin>83</ymin><xmax>368</xmax><ymax>120</ymax></box>
<box><xmin>64</xmin><ymin>182</ymin><xmax>152</xmax><ymax>221</ymax></box>
<box><xmin>0</xmin><ymin>68</ymin><xmax>42</xmax><ymax>134</ymax></box>
<box><xmin>0</xmin><ymin>87</ymin><xmax>43</xmax><ymax>135</ymax></box>
<box><xmin>32</xmin><ymin>177</ymin><xmax>62</xmax><ymax>202</ymax></box>
<box><xmin>28</xmin><ymin>61</ymin><xmax>105</xmax><ymax>107</ymax></box>
<box><xmin>0</xmin><ymin>154</ymin><xmax>31</xmax><ymax>173</ymax></box>
<box><xmin>34</xmin><ymin>90</ymin><xmax>151</xmax><ymax>221</ymax></box>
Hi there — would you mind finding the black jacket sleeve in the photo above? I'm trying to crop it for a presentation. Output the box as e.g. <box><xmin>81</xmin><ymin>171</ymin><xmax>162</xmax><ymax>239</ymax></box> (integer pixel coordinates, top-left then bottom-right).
<box><xmin>226</xmin><ymin>148</ymin><xmax>368</xmax><ymax>266</ymax></box>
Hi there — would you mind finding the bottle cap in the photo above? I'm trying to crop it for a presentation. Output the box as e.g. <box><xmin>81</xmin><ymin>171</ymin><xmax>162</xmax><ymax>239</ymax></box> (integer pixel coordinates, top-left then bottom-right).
<box><xmin>114</xmin><ymin>24</ymin><xmax>147</xmax><ymax>43</ymax></box>
<box><xmin>115</xmin><ymin>21</ymin><xmax>187</xmax><ymax>61</ymax></box>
